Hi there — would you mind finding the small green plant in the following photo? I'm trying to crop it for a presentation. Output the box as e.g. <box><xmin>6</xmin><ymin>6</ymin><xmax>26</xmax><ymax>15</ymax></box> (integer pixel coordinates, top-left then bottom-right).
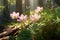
<box><xmin>55</xmin><ymin>7</ymin><xmax>60</xmax><ymax>18</ymax></box>
<box><xmin>9</xmin><ymin>35</ymin><xmax>16</xmax><ymax>40</ymax></box>
<box><xmin>17</xmin><ymin>29</ymin><xmax>32</xmax><ymax>40</ymax></box>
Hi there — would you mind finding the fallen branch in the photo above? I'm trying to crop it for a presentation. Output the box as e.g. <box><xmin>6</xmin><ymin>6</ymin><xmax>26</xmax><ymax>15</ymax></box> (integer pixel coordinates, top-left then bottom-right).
<box><xmin>0</xmin><ymin>27</ymin><xmax>19</xmax><ymax>38</ymax></box>
<box><xmin>0</xmin><ymin>36</ymin><xmax>9</xmax><ymax>40</ymax></box>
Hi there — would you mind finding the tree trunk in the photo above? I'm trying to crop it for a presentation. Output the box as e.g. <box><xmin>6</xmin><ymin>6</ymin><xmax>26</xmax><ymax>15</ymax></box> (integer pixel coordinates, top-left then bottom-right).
<box><xmin>3</xmin><ymin>0</ymin><xmax>10</xmax><ymax>21</ymax></box>
<box><xmin>55</xmin><ymin>0</ymin><xmax>60</xmax><ymax>5</ymax></box>
<box><xmin>16</xmin><ymin>0</ymin><xmax>22</xmax><ymax>14</ymax></box>
<box><xmin>38</xmin><ymin>0</ymin><xmax>43</xmax><ymax>7</ymax></box>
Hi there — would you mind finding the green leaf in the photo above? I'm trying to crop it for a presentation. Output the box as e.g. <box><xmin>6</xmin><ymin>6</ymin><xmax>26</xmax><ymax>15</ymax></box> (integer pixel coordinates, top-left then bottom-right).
<box><xmin>9</xmin><ymin>35</ymin><xmax>16</xmax><ymax>40</ymax></box>
<box><xmin>17</xmin><ymin>29</ymin><xmax>32</xmax><ymax>40</ymax></box>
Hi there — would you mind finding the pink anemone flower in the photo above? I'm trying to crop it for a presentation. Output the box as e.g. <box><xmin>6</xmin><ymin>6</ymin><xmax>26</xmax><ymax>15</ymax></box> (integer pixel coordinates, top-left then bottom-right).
<box><xmin>35</xmin><ymin>7</ymin><xmax>43</xmax><ymax>13</ymax></box>
<box><xmin>10</xmin><ymin>12</ymin><xmax>19</xmax><ymax>19</ymax></box>
<box><xmin>17</xmin><ymin>14</ymin><xmax>28</xmax><ymax>22</ymax></box>
<box><xmin>30</xmin><ymin>13</ymin><xmax>41</xmax><ymax>22</ymax></box>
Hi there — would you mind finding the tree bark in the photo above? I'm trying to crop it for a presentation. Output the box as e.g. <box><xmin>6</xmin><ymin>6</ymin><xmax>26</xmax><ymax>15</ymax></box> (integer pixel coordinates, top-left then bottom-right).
<box><xmin>16</xmin><ymin>0</ymin><xmax>22</xmax><ymax>14</ymax></box>
<box><xmin>38</xmin><ymin>0</ymin><xmax>43</xmax><ymax>7</ymax></box>
<box><xmin>3</xmin><ymin>0</ymin><xmax>10</xmax><ymax>21</ymax></box>
<box><xmin>55</xmin><ymin>0</ymin><xmax>60</xmax><ymax>5</ymax></box>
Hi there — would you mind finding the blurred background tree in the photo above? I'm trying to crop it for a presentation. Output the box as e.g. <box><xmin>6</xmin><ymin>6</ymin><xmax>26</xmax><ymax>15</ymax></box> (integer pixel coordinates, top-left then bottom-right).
<box><xmin>16</xmin><ymin>0</ymin><xmax>22</xmax><ymax>14</ymax></box>
<box><xmin>55</xmin><ymin>0</ymin><xmax>60</xmax><ymax>5</ymax></box>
